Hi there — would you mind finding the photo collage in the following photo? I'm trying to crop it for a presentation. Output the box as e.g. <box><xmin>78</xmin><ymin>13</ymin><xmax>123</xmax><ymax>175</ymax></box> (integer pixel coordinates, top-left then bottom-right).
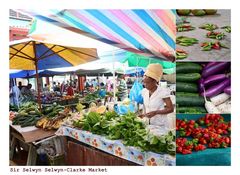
<box><xmin>9</xmin><ymin>9</ymin><xmax>231</xmax><ymax>167</ymax></box>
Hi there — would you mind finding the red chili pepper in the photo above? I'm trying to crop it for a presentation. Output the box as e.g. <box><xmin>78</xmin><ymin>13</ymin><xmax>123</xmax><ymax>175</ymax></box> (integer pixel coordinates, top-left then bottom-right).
<box><xmin>182</xmin><ymin>149</ymin><xmax>192</xmax><ymax>154</ymax></box>
<box><xmin>212</xmin><ymin>42</ymin><xmax>220</xmax><ymax>50</ymax></box>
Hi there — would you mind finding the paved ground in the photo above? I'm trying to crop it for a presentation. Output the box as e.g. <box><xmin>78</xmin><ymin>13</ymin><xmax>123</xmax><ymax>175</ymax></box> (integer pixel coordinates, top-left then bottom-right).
<box><xmin>177</xmin><ymin>9</ymin><xmax>231</xmax><ymax>62</ymax></box>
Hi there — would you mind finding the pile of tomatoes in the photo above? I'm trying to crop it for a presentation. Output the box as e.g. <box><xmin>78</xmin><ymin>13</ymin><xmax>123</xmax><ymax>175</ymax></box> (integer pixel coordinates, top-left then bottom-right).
<box><xmin>176</xmin><ymin>114</ymin><xmax>231</xmax><ymax>154</ymax></box>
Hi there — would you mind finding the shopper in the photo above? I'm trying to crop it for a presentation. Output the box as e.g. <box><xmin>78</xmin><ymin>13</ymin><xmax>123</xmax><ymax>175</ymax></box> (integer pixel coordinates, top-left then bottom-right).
<box><xmin>18</xmin><ymin>81</ymin><xmax>23</xmax><ymax>91</ymax></box>
<box><xmin>67</xmin><ymin>83</ymin><xmax>74</xmax><ymax>96</ymax></box>
<box><xmin>139</xmin><ymin>64</ymin><xmax>174</xmax><ymax>126</ymax></box>
<box><xmin>60</xmin><ymin>81</ymin><xmax>66</xmax><ymax>94</ymax></box>
<box><xmin>117</xmin><ymin>75</ymin><xmax>128</xmax><ymax>101</ymax></box>
<box><xmin>43</xmin><ymin>84</ymin><xmax>49</xmax><ymax>92</ymax></box>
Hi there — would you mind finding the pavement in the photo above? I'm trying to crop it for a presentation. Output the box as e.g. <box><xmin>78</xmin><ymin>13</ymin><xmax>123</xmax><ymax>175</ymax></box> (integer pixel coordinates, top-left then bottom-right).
<box><xmin>176</xmin><ymin>9</ymin><xmax>231</xmax><ymax>62</ymax></box>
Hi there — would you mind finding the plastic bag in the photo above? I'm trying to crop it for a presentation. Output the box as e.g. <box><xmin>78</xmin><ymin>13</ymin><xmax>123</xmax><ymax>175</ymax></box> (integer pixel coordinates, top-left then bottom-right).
<box><xmin>129</xmin><ymin>80</ymin><xmax>143</xmax><ymax>104</ymax></box>
<box><xmin>114</xmin><ymin>103</ymin><xmax>135</xmax><ymax>115</ymax></box>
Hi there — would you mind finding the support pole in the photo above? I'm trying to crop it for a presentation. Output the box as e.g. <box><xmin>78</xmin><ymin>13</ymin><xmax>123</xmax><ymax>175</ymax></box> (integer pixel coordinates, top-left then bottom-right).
<box><xmin>112</xmin><ymin>52</ymin><xmax>116</xmax><ymax>103</ymax></box>
<box><xmin>33</xmin><ymin>41</ymin><xmax>41</xmax><ymax>110</ymax></box>
<box><xmin>35</xmin><ymin>61</ymin><xmax>41</xmax><ymax>111</ymax></box>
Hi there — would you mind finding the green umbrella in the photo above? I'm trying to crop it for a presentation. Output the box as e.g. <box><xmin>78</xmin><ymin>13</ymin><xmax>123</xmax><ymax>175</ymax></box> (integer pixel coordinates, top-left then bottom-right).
<box><xmin>122</xmin><ymin>52</ymin><xmax>175</xmax><ymax>74</ymax></box>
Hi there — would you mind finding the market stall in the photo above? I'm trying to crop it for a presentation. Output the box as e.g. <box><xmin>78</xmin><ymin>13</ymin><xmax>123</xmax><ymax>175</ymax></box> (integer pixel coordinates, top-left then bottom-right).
<box><xmin>10</xmin><ymin>122</ymin><xmax>56</xmax><ymax>165</ymax></box>
<box><xmin>10</xmin><ymin>38</ymin><xmax>99</xmax><ymax>109</ymax></box>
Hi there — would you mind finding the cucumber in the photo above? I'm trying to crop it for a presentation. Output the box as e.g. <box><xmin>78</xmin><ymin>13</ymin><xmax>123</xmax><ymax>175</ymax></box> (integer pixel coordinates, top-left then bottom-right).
<box><xmin>176</xmin><ymin>73</ymin><xmax>201</xmax><ymax>82</ymax></box>
<box><xmin>176</xmin><ymin>92</ymin><xmax>200</xmax><ymax>97</ymax></box>
<box><xmin>176</xmin><ymin>82</ymin><xmax>198</xmax><ymax>92</ymax></box>
<box><xmin>176</xmin><ymin>63</ymin><xmax>202</xmax><ymax>73</ymax></box>
<box><xmin>177</xmin><ymin>107</ymin><xmax>207</xmax><ymax>113</ymax></box>
<box><xmin>176</xmin><ymin>95</ymin><xmax>205</xmax><ymax>106</ymax></box>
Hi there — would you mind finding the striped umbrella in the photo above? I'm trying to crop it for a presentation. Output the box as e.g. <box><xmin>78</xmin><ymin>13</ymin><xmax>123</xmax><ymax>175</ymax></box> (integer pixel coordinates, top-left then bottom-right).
<box><xmin>19</xmin><ymin>9</ymin><xmax>176</xmax><ymax>61</ymax></box>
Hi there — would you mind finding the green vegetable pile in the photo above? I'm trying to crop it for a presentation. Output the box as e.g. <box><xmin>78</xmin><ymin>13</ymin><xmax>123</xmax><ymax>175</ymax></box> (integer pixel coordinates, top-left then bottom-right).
<box><xmin>177</xmin><ymin>36</ymin><xmax>198</xmax><ymax>46</ymax></box>
<box><xmin>221</xmin><ymin>26</ymin><xmax>231</xmax><ymax>33</ymax></box>
<box><xmin>10</xmin><ymin>104</ymin><xmax>18</xmax><ymax>112</ymax></box>
<box><xmin>12</xmin><ymin>102</ymin><xmax>42</xmax><ymax>127</ymax></box>
<box><xmin>73</xmin><ymin>111</ymin><xmax>175</xmax><ymax>155</ymax></box>
<box><xmin>82</xmin><ymin>92</ymin><xmax>101</xmax><ymax>104</ymax></box>
<box><xmin>42</xmin><ymin>104</ymin><xmax>65</xmax><ymax>118</ymax></box>
<box><xmin>176</xmin><ymin>63</ymin><xmax>207</xmax><ymax>114</ymax></box>
<box><xmin>199</xmin><ymin>23</ymin><xmax>218</xmax><ymax>31</ymax></box>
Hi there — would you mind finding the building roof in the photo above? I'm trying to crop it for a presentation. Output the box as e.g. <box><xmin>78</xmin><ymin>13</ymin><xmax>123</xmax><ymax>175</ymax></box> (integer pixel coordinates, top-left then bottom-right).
<box><xmin>10</xmin><ymin>9</ymin><xmax>32</xmax><ymax>21</ymax></box>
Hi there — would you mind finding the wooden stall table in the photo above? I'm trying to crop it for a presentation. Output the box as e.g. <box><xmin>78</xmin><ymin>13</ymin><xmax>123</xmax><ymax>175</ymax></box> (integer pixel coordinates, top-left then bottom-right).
<box><xmin>9</xmin><ymin>123</ymin><xmax>56</xmax><ymax>165</ymax></box>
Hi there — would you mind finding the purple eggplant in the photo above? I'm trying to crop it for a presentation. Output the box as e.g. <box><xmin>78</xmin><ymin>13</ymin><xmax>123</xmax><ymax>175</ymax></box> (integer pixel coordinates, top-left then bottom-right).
<box><xmin>202</xmin><ymin>62</ymin><xmax>230</xmax><ymax>78</ymax></box>
<box><xmin>198</xmin><ymin>78</ymin><xmax>205</xmax><ymax>93</ymax></box>
<box><xmin>224</xmin><ymin>86</ymin><xmax>231</xmax><ymax>95</ymax></box>
<box><xmin>204</xmin><ymin>62</ymin><xmax>218</xmax><ymax>70</ymax></box>
<box><xmin>203</xmin><ymin>74</ymin><xmax>228</xmax><ymax>87</ymax></box>
<box><xmin>201</xmin><ymin>78</ymin><xmax>230</xmax><ymax>97</ymax></box>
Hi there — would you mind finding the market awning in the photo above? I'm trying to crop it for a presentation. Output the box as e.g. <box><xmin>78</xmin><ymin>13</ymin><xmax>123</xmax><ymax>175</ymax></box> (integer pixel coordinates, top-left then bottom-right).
<box><xmin>10</xmin><ymin>38</ymin><xmax>99</xmax><ymax>70</ymax></box>
<box><xmin>9</xmin><ymin>70</ymin><xmax>69</xmax><ymax>78</ymax></box>
<box><xmin>19</xmin><ymin>9</ymin><xmax>176</xmax><ymax>61</ymax></box>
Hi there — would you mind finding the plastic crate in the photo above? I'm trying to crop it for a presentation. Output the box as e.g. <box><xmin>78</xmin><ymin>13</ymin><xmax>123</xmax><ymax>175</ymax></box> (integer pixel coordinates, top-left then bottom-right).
<box><xmin>47</xmin><ymin>154</ymin><xmax>65</xmax><ymax>166</ymax></box>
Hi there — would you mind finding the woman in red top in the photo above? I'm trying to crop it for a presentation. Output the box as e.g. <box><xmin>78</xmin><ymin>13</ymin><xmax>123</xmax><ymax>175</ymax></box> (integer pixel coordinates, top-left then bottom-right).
<box><xmin>67</xmin><ymin>83</ymin><xmax>74</xmax><ymax>96</ymax></box>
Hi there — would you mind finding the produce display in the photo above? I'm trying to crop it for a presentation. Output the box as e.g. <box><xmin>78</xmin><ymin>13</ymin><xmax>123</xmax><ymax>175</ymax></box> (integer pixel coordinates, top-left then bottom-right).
<box><xmin>176</xmin><ymin>62</ymin><xmax>231</xmax><ymax>114</ymax></box>
<box><xmin>177</xmin><ymin>9</ymin><xmax>218</xmax><ymax>16</ymax></box>
<box><xmin>176</xmin><ymin>36</ymin><xmax>198</xmax><ymax>46</ymax></box>
<box><xmin>41</xmin><ymin>93</ymin><xmax>60</xmax><ymax>104</ymax></box>
<box><xmin>12</xmin><ymin>102</ymin><xmax>41</xmax><ymax>127</ymax></box>
<box><xmin>221</xmin><ymin>26</ymin><xmax>231</xmax><ymax>33</ymax></box>
<box><xmin>199</xmin><ymin>23</ymin><xmax>218</xmax><ymax>31</ymax></box>
<box><xmin>10</xmin><ymin>101</ymin><xmax>71</xmax><ymax>129</ymax></box>
<box><xmin>176</xmin><ymin>63</ymin><xmax>205</xmax><ymax>114</ymax></box>
<box><xmin>81</xmin><ymin>92</ymin><xmax>101</xmax><ymax>104</ymax></box>
<box><xmin>201</xmin><ymin>41</ymin><xmax>229</xmax><ymax>51</ymax></box>
<box><xmin>57</xmin><ymin>95</ymin><xmax>79</xmax><ymax>106</ymax></box>
<box><xmin>176</xmin><ymin>10</ymin><xmax>230</xmax><ymax>61</ymax></box>
<box><xmin>176</xmin><ymin>49</ymin><xmax>188</xmax><ymax>60</ymax></box>
<box><xmin>36</xmin><ymin>105</ymin><xmax>71</xmax><ymax>130</ymax></box>
<box><xmin>42</xmin><ymin>104</ymin><xmax>65</xmax><ymax>118</ymax></box>
<box><xmin>176</xmin><ymin>114</ymin><xmax>230</xmax><ymax>154</ymax></box>
<box><xmin>200</xmin><ymin>62</ymin><xmax>231</xmax><ymax>114</ymax></box>
<box><xmin>72</xmin><ymin>111</ymin><xmax>175</xmax><ymax>155</ymax></box>
<box><xmin>10</xmin><ymin>104</ymin><xmax>18</xmax><ymax>112</ymax></box>
<box><xmin>177</xmin><ymin>24</ymin><xmax>195</xmax><ymax>32</ymax></box>
<box><xmin>36</xmin><ymin>111</ymin><xmax>70</xmax><ymax>130</ymax></box>
<box><xmin>206</xmin><ymin>31</ymin><xmax>225</xmax><ymax>40</ymax></box>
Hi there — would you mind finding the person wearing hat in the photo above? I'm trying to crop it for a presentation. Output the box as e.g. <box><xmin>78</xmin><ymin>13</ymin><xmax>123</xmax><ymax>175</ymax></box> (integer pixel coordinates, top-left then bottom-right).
<box><xmin>139</xmin><ymin>63</ymin><xmax>174</xmax><ymax>126</ymax></box>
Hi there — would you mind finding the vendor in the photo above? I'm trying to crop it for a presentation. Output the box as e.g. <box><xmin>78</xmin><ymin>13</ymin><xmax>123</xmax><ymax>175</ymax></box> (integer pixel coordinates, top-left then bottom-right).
<box><xmin>21</xmin><ymin>83</ymin><xmax>34</xmax><ymax>99</ymax></box>
<box><xmin>139</xmin><ymin>64</ymin><xmax>174</xmax><ymax>126</ymax></box>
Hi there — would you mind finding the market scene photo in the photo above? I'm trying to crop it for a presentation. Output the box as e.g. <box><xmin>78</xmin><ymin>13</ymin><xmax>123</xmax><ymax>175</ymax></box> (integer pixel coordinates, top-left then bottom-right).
<box><xmin>9</xmin><ymin>9</ymin><xmax>177</xmax><ymax>166</ymax></box>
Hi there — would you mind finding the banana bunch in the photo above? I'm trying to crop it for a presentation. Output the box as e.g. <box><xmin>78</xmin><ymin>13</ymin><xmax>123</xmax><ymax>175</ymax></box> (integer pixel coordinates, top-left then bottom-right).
<box><xmin>36</xmin><ymin>117</ymin><xmax>63</xmax><ymax>130</ymax></box>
